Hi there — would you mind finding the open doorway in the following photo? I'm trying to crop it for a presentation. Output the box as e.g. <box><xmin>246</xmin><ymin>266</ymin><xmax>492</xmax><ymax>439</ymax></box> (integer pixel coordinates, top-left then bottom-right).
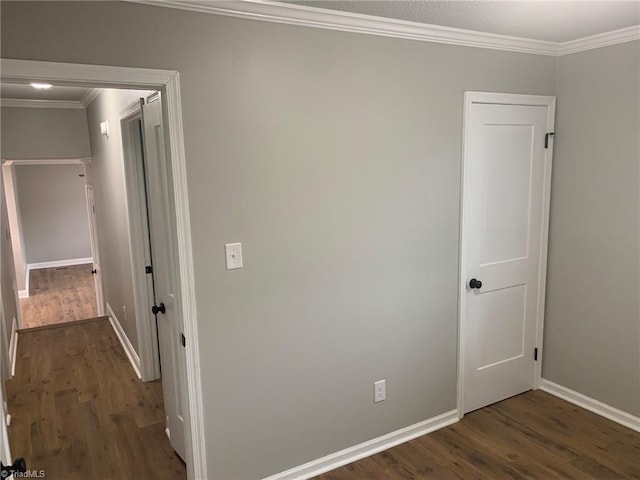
<box><xmin>2</xmin><ymin>159</ymin><xmax>99</xmax><ymax>329</ymax></box>
<box><xmin>0</xmin><ymin>60</ymin><xmax>205</xmax><ymax>479</ymax></box>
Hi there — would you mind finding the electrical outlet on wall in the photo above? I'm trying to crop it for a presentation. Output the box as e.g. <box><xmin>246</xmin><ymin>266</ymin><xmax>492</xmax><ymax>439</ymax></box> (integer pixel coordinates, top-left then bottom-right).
<box><xmin>374</xmin><ymin>379</ymin><xmax>386</xmax><ymax>403</ymax></box>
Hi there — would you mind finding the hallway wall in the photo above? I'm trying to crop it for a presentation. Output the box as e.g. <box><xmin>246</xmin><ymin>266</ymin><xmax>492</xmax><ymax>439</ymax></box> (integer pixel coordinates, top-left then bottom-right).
<box><xmin>84</xmin><ymin>88</ymin><xmax>153</xmax><ymax>356</ymax></box>
<box><xmin>1</xmin><ymin>107</ymin><xmax>90</xmax><ymax>159</ymax></box>
<box><xmin>15</xmin><ymin>164</ymin><xmax>91</xmax><ymax>264</ymax></box>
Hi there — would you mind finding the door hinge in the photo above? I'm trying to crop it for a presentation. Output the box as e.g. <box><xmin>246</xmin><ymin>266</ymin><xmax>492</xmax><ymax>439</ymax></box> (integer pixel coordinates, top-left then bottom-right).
<box><xmin>145</xmin><ymin>265</ymin><xmax>153</xmax><ymax>274</ymax></box>
<box><xmin>544</xmin><ymin>132</ymin><xmax>555</xmax><ymax>149</ymax></box>
<box><xmin>534</xmin><ymin>347</ymin><xmax>539</xmax><ymax>361</ymax></box>
<box><xmin>180</xmin><ymin>333</ymin><xmax>186</xmax><ymax>348</ymax></box>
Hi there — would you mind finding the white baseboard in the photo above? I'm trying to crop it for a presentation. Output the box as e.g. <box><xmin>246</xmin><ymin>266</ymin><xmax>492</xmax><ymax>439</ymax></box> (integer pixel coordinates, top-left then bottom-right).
<box><xmin>539</xmin><ymin>378</ymin><xmax>640</xmax><ymax>432</ymax></box>
<box><xmin>27</xmin><ymin>257</ymin><xmax>93</xmax><ymax>271</ymax></box>
<box><xmin>263</xmin><ymin>409</ymin><xmax>459</xmax><ymax>480</ymax></box>
<box><xmin>9</xmin><ymin>318</ymin><xmax>17</xmax><ymax>378</ymax></box>
<box><xmin>106</xmin><ymin>303</ymin><xmax>141</xmax><ymax>379</ymax></box>
<box><xmin>18</xmin><ymin>290</ymin><xmax>28</xmax><ymax>299</ymax></box>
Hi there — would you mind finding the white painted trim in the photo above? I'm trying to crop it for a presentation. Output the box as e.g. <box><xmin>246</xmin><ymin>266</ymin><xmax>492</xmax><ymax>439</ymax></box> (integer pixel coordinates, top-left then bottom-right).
<box><xmin>0</xmin><ymin>397</ymin><xmax>10</xmax><ymax>465</ymax></box>
<box><xmin>457</xmin><ymin>92</ymin><xmax>555</xmax><ymax>416</ymax></box>
<box><xmin>130</xmin><ymin>0</ymin><xmax>557</xmax><ymax>55</ymax></box>
<box><xmin>2</xmin><ymin>158</ymin><xmax>92</xmax><ymax>166</ymax></box>
<box><xmin>558</xmin><ymin>25</ymin><xmax>640</xmax><ymax>56</ymax></box>
<box><xmin>0</xmin><ymin>59</ymin><xmax>181</xmax><ymax>89</ymax></box>
<box><xmin>0</xmin><ymin>98</ymin><xmax>84</xmax><ymax>109</ymax></box>
<box><xmin>80</xmin><ymin>88</ymin><xmax>103</xmax><ymax>107</ymax></box>
<box><xmin>0</xmin><ymin>58</ymin><xmax>207</xmax><ymax>479</ymax></box>
<box><xmin>120</xmin><ymin>102</ymin><xmax>162</xmax><ymax>382</ymax></box>
<box><xmin>27</xmin><ymin>257</ymin><xmax>93</xmax><ymax>271</ymax></box>
<box><xmin>263</xmin><ymin>409</ymin><xmax>458</xmax><ymax>480</ymax></box>
<box><xmin>128</xmin><ymin>0</ymin><xmax>639</xmax><ymax>56</ymax></box>
<box><xmin>9</xmin><ymin>318</ymin><xmax>17</xmax><ymax>378</ymax></box>
<box><xmin>539</xmin><ymin>379</ymin><xmax>640</xmax><ymax>433</ymax></box>
<box><xmin>106</xmin><ymin>302</ymin><xmax>142</xmax><ymax>379</ymax></box>
<box><xmin>24</xmin><ymin>268</ymin><xmax>29</xmax><ymax>300</ymax></box>
<box><xmin>163</xmin><ymin>66</ymin><xmax>208</xmax><ymax>480</ymax></box>
<box><xmin>534</xmin><ymin>98</ymin><xmax>556</xmax><ymax>389</ymax></box>
<box><xmin>18</xmin><ymin>290</ymin><xmax>28</xmax><ymax>299</ymax></box>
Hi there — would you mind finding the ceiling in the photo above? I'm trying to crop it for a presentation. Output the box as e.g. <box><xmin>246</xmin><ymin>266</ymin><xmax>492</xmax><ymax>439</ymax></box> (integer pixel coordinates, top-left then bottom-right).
<box><xmin>286</xmin><ymin>1</ymin><xmax>640</xmax><ymax>43</ymax></box>
<box><xmin>1</xmin><ymin>83</ymin><xmax>91</xmax><ymax>102</ymax></box>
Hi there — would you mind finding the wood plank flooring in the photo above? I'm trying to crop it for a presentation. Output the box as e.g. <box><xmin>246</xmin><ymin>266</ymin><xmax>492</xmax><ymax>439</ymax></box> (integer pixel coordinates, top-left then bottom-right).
<box><xmin>6</xmin><ymin>317</ymin><xmax>186</xmax><ymax>479</ymax></box>
<box><xmin>314</xmin><ymin>390</ymin><xmax>640</xmax><ymax>480</ymax></box>
<box><xmin>20</xmin><ymin>265</ymin><xmax>97</xmax><ymax>329</ymax></box>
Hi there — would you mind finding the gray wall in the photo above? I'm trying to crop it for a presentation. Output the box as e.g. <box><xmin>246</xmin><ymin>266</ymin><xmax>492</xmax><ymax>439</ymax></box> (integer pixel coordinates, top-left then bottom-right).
<box><xmin>544</xmin><ymin>41</ymin><xmax>640</xmax><ymax>416</ymax></box>
<box><xmin>1</xmin><ymin>107</ymin><xmax>91</xmax><ymax>159</ymax></box>
<box><xmin>0</xmin><ymin>2</ymin><xmax>558</xmax><ymax>478</ymax></box>
<box><xmin>85</xmin><ymin>88</ymin><xmax>152</xmax><ymax>356</ymax></box>
<box><xmin>15</xmin><ymin>164</ymin><xmax>91</xmax><ymax>264</ymax></box>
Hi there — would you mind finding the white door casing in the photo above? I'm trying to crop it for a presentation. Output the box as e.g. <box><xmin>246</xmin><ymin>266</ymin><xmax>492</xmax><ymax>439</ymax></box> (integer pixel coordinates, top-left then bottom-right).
<box><xmin>85</xmin><ymin>184</ymin><xmax>105</xmax><ymax>317</ymax></box>
<box><xmin>459</xmin><ymin>92</ymin><xmax>555</xmax><ymax>415</ymax></box>
<box><xmin>120</xmin><ymin>105</ymin><xmax>162</xmax><ymax>382</ymax></box>
<box><xmin>140</xmin><ymin>93</ymin><xmax>187</xmax><ymax>460</ymax></box>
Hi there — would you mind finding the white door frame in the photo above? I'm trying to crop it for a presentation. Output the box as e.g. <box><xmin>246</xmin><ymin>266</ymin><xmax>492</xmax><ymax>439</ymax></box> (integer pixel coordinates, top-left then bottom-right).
<box><xmin>457</xmin><ymin>91</ymin><xmax>555</xmax><ymax>418</ymax></box>
<box><xmin>120</xmin><ymin>102</ymin><xmax>162</xmax><ymax>381</ymax></box>
<box><xmin>0</xmin><ymin>59</ymin><xmax>207</xmax><ymax>480</ymax></box>
<box><xmin>84</xmin><ymin>183</ymin><xmax>105</xmax><ymax>317</ymax></box>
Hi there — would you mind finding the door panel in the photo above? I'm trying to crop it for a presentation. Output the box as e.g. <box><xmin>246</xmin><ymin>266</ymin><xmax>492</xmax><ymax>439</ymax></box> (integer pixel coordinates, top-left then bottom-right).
<box><xmin>463</xmin><ymin>98</ymin><xmax>552</xmax><ymax>414</ymax></box>
<box><xmin>475</xmin><ymin>284</ymin><xmax>526</xmax><ymax>370</ymax></box>
<box><xmin>140</xmin><ymin>94</ymin><xmax>187</xmax><ymax>460</ymax></box>
<box><xmin>85</xmin><ymin>185</ymin><xmax>104</xmax><ymax>316</ymax></box>
<box><xmin>480</xmin><ymin>124</ymin><xmax>533</xmax><ymax>265</ymax></box>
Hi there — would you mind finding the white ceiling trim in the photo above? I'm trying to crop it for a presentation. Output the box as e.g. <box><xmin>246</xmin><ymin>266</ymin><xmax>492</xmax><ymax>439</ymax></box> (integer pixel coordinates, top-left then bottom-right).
<box><xmin>80</xmin><ymin>88</ymin><xmax>103</xmax><ymax>107</ymax></box>
<box><xmin>128</xmin><ymin>0</ymin><xmax>639</xmax><ymax>56</ymax></box>
<box><xmin>0</xmin><ymin>98</ymin><xmax>85</xmax><ymax>109</ymax></box>
<box><xmin>558</xmin><ymin>25</ymin><xmax>640</xmax><ymax>56</ymax></box>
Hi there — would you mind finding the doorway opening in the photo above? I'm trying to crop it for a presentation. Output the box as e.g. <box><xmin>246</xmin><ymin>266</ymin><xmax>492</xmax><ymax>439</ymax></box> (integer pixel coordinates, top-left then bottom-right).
<box><xmin>0</xmin><ymin>59</ymin><xmax>206</xmax><ymax>479</ymax></box>
<box><xmin>2</xmin><ymin>159</ymin><xmax>99</xmax><ymax>329</ymax></box>
<box><xmin>457</xmin><ymin>91</ymin><xmax>555</xmax><ymax>417</ymax></box>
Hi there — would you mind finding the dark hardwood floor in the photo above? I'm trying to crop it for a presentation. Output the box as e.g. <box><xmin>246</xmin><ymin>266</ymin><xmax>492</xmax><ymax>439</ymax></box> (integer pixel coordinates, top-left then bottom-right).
<box><xmin>7</xmin><ymin>317</ymin><xmax>186</xmax><ymax>479</ymax></box>
<box><xmin>20</xmin><ymin>265</ymin><xmax>97</xmax><ymax>329</ymax></box>
<box><xmin>314</xmin><ymin>390</ymin><xmax>640</xmax><ymax>480</ymax></box>
<box><xmin>8</xmin><ymin>315</ymin><xmax>638</xmax><ymax>479</ymax></box>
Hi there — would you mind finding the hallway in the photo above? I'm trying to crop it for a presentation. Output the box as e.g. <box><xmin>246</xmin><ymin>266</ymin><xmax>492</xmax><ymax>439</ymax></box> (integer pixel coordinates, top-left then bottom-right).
<box><xmin>19</xmin><ymin>264</ymin><xmax>97</xmax><ymax>329</ymax></box>
<box><xmin>6</xmin><ymin>318</ymin><xmax>186</xmax><ymax>479</ymax></box>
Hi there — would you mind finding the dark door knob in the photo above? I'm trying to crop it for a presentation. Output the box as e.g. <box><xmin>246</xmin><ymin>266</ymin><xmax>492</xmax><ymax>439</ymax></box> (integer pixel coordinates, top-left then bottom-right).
<box><xmin>91</xmin><ymin>269</ymin><xmax>97</xmax><ymax>275</ymax></box>
<box><xmin>469</xmin><ymin>278</ymin><xmax>482</xmax><ymax>289</ymax></box>
<box><xmin>152</xmin><ymin>303</ymin><xmax>166</xmax><ymax>315</ymax></box>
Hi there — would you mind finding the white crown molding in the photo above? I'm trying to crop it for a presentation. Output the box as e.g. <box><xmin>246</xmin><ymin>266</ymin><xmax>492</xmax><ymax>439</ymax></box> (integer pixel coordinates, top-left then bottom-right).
<box><xmin>81</xmin><ymin>87</ymin><xmax>103</xmax><ymax>107</ymax></box>
<box><xmin>0</xmin><ymin>98</ymin><xmax>84</xmax><ymax>109</ymax></box>
<box><xmin>128</xmin><ymin>0</ymin><xmax>558</xmax><ymax>55</ymax></box>
<box><xmin>127</xmin><ymin>0</ymin><xmax>639</xmax><ymax>56</ymax></box>
<box><xmin>558</xmin><ymin>25</ymin><xmax>640</xmax><ymax>56</ymax></box>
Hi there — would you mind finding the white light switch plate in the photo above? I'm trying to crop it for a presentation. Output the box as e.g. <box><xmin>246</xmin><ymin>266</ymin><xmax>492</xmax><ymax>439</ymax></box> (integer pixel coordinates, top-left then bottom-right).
<box><xmin>374</xmin><ymin>379</ymin><xmax>386</xmax><ymax>403</ymax></box>
<box><xmin>225</xmin><ymin>243</ymin><xmax>243</xmax><ymax>270</ymax></box>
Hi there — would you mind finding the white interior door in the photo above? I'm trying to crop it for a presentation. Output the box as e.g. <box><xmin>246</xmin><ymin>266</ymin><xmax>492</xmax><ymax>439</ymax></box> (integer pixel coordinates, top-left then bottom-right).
<box><xmin>140</xmin><ymin>93</ymin><xmax>187</xmax><ymax>460</ymax></box>
<box><xmin>461</xmin><ymin>92</ymin><xmax>555</xmax><ymax>414</ymax></box>
<box><xmin>85</xmin><ymin>184</ymin><xmax>104</xmax><ymax>317</ymax></box>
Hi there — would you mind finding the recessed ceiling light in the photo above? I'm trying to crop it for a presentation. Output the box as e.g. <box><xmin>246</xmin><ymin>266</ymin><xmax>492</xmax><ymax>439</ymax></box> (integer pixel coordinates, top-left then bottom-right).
<box><xmin>30</xmin><ymin>82</ymin><xmax>52</xmax><ymax>90</ymax></box>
